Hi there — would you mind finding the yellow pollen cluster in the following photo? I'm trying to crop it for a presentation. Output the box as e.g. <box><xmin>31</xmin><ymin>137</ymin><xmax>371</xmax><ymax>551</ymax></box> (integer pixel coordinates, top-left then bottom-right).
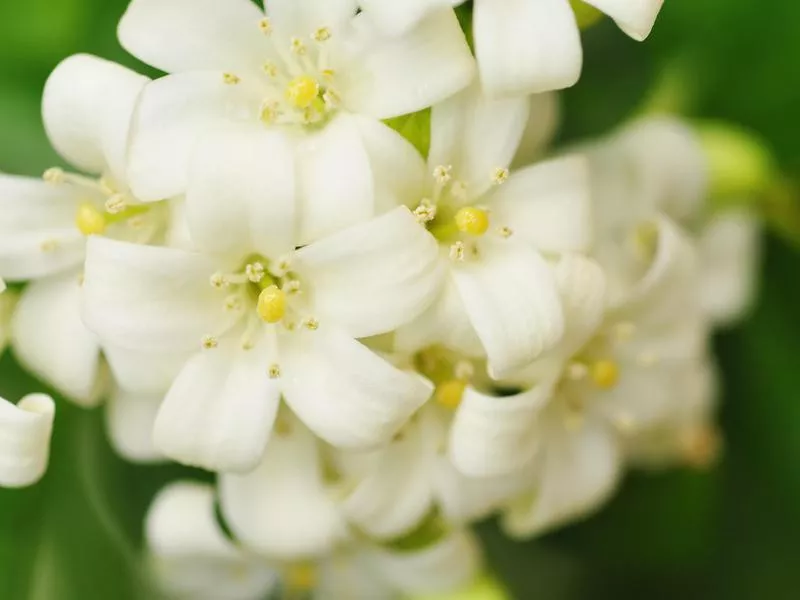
<box><xmin>257</xmin><ymin>285</ymin><xmax>287</xmax><ymax>323</ymax></box>
<box><xmin>285</xmin><ymin>75</ymin><xmax>320</xmax><ymax>109</ymax></box>
<box><xmin>591</xmin><ymin>360</ymin><xmax>620</xmax><ymax>389</ymax></box>
<box><xmin>75</xmin><ymin>203</ymin><xmax>106</xmax><ymax>236</ymax></box>
<box><xmin>435</xmin><ymin>379</ymin><xmax>467</xmax><ymax>409</ymax></box>
<box><xmin>454</xmin><ymin>207</ymin><xmax>490</xmax><ymax>236</ymax></box>
<box><xmin>286</xmin><ymin>564</ymin><xmax>318</xmax><ymax>591</ymax></box>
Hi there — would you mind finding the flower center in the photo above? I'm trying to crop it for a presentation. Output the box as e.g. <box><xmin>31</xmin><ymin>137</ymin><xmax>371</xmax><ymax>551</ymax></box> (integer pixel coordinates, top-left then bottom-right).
<box><xmin>415</xmin><ymin>346</ymin><xmax>477</xmax><ymax>410</ymax></box>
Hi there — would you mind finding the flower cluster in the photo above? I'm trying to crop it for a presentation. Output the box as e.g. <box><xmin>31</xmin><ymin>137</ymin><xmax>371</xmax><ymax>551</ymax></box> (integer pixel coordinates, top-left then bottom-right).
<box><xmin>0</xmin><ymin>0</ymin><xmax>763</xmax><ymax>597</ymax></box>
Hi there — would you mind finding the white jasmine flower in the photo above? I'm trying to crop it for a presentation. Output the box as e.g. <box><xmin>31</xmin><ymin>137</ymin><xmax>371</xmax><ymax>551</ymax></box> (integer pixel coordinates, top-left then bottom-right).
<box><xmin>146</xmin><ymin>481</ymin><xmax>279</xmax><ymax>600</ymax></box>
<box><xmin>81</xmin><ymin>130</ymin><xmax>439</xmax><ymax>472</ymax></box>
<box><xmin>360</xmin><ymin>0</ymin><xmax>664</xmax><ymax>95</ymax></box>
<box><xmin>0</xmin><ymin>54</ymin><xmax>170</xmax><ymax>406</ymax></box>
<box><xmin>0</xmin><ymin>393</ymin><xmax>55</xmax><ymax>488</ymax></box>
<box><xmin>117</xmin><ymin>0</ymin><xmax>475</xmax><ymax>226</ymax></box>
<box><xmin>394</xmin><ymin>85</ymin><xmax>591</xmax><ymax>377</ymax></box>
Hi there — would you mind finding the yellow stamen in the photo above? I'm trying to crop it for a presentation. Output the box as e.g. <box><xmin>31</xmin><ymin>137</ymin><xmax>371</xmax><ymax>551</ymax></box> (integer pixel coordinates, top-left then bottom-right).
<box><xmin>591</xmin><ymin>360</ymin><xmax>620</xmax><ymax>389</ymax></box>
<box><xmin>257</xmin><ymin>285</ymin><xmax>287</xmax><ymax>323</ymax></box>
<box><xmin>75</xmin><ymin>203</ymin><xmax>107</xmax><ymax>236</ymax></box>
<box><xmin>285</xmin><ymin>75</ymin><xmax>320</xmax><ymax>109</ymax></box>
<box><xmin>313</xmin><ymin>27</ymin><xmax>331</xmax><ymax>42</ymax></box>
<box><xmin>258</xmin><ymin>18</ymin><xmax>272</xmax><ymax>34</ymax></box>
<box><xmin>435</xmin><ymin>379</ymin><xmax>467</xmax><ymax>409</ymax></box>
<box><xmin>286</xmin><ymin>564</ymin><xmax>317</xmax><ymax>591</ymax></box>
<box><xmin>454</xmin><ymin>207</ymin><xmax>490</xmax><ymax>236</ymax></box>
<box><xmin>222</xmin><ymin>72</ymin><xmax>240</xmax><ymax>85</ymax></box>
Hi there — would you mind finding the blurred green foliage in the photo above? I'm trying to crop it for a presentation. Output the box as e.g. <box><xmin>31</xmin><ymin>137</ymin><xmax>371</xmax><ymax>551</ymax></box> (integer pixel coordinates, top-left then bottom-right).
<box><xmin>1</xmin><ymin>0</ymin><xmax>800</xmax><ymax>598</ymax></box>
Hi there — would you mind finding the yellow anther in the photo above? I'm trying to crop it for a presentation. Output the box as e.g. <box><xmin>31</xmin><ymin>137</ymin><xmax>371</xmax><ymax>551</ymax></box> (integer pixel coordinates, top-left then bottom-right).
<box><xmin>498</xmin><ymin>226</ymin><xmax>514</xmax><ymax>238</ymax></box>
<box><xmin>435</xmin><ymin>379</ymin><xmax>467</xmax><ymax>409</ymax></box>
<box><xmin>313</xmin><ymin>27</ymin><xmax>331</xmax><ymax>42</ymax></box>
<box><xmin>268</xmin><ymin>364</ymin><xmax>281</xmax><ymax>379</ymax></box>
<box><xmin>75</xmin><ymin>203</ymin><xmax>107</xmax><ymax>236</ymax></box>
<box><xmin>260</xmin><ymin>102</ymin><xmax>279</xmax><ymax>124</ymax></box>
<box><xmin>258</xmin><ymin>18</ymin><xmax>273</xmax><ymax>34</ymax></box>
<box><xmin>321</xmin><ymin>68</ymin><xmax>336</xmax><ymax>80</ymax></box>
<box><xmin>257</xmin><ymin>285</ymin><xmax>287</xmax><ymax>323</ymax></box>
<box><xmin>285</xmin><ymin>75</ymin><xmax>320</xmax><ymax>109</ymax></box>
<box><xmin>290</xmin><ymin>37</ymin><xmax>307</xmax><ymax>55</ymax></box>
<box><xmin>433</xmin><ymin>165</ymin><xmax>452</xmax><ymax>184</ymax></box>
<box><xmin>223</xmin><ymin>72</ymin><xmax>240</xmax><ymax>85</ymax></box>
<box><xmin>286</xmin><ymin>564</ymin><xmax>317</xmax><ymax>591</ymax></box>
<box><xmin>40</xmin><ymin>239</ymin><xmax>58</xmax><ymax>253</ymax></box>
<box><xmin>454</xmin><ymin>207</ymin><xmax>490</xmax><ymax>236</ymax></box>
<box><xmin>202</xmin><ymin>335</ymin><xmax>219</xmax><ymax>350</ymax></box>
<box><xmin>303</xmin><ymin>317</ymin><xmax>319</xmax><ymax>331</ymax></box>
<box><xmin>43</xmin><ymin>167</ymin><xmax>65</xmax><ymax>184</ymax></box>
<box><xmin>262</xmin><ymin>62</ymin><xmax>279</xmax><ymax>77</ymax></box>
<box><xmin>246</xmin><ymin>262</ymin><xmax>265</xmax><ymax>283</ymax></box>
<box><xmin>591</xmin><ymin>360</ymin><xmax>620</xmax><ymax>390</ymax></box>
<box><xmin>492</xmin><ymin>167</ymin><xmax>510</xmax><ymax>185</ymax></box>
<box><xmin>104</xmin><ymin>194</ymin><xmax>127</xmax><ymax>214</ymax></box>
<box><xmin>449</xmin><ymin>241</ymin><xmax>466</xmax><ymax>261</ymax></box>
<box><xmin>570</xmin><ymin>0</ymin><xmax>603</xmax><ymax>30</ymax></box>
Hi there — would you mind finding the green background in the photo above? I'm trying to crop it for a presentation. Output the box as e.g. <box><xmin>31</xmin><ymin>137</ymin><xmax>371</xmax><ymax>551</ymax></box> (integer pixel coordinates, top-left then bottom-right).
<box><xmin>1</xmin><ymin>1</ymin><xmax>799</xmax><ymax>598</ymax></box>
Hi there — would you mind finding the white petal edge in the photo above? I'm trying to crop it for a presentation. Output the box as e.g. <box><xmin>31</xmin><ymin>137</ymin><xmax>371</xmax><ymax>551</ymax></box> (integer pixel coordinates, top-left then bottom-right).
<box><xmin>0</xmin><ymin>394</ymin><xmax>55</xmax><ymax>488</ymax></box>
<box><xmin>584</xmin><ymin>0</ymin><xmax>664</xmax><ymax>41</ymax></box>
<box><xmin>106</xmin><ymin>387</ymin><xmax>164</xmax><ymax>463</ymax></box>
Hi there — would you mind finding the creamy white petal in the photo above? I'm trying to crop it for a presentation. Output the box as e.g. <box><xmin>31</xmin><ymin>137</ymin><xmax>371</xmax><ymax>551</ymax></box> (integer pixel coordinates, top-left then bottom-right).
<box><xmin>503</xmin><ymin>412</ymin><xmax>621</xmax><ymax>538</ymax></box>
<box><xmin>294</xmin><ymin>207</ymin><xmax>440</xmax><ymax>339</ymax></box>
<box><xmin>698</xmin><ymin>211</ymin><xmax>761</xmax><ymax>326</ymax></box>
<box><xmin>11</xmin><ymin>274</ymin><xmax>102</xmax><ymax>406</ymax></box>
<box><xmin>366</xmin><ymin>530</ymin><xmax>481</xmax><ymax>595</ymax></box>
<box><xmin>219</xmin><ymin>420</ymin><xmax>345</xmax><ymax>559</ymax></box>
<box><xmin>0</xmin><ymin>175</ymin><xmax>84</xmax><ymax>281</ymax></box>
<box><xmin>584</xmin><ymin>0</ymin><xmax>664</xmax><ymax>40</ymax></box>
<box><xmin>487</xmin><ymin>155</ymin><xmax>592</xmax><ymax>254</ymax></box>
<box><xmin>512</xmin><ymin>93</ymin><xmax>561</xmax><ymax>168</ymax></box>
<box><xmin>154</xmin><ymin>336</ymin><xmax>281</xmax><ymax>473</ymax></box>
<box><xmin>342</xmin><ymin>9</ymin><xmax>474</xmax><ymax>119</ymax></box>
<box><xmin>359</xmin><ymin>0</ymin><xmax>451</xmax><ymax>35</ymax></box>
<box><xmin>281</xmin><ymin>327</ymin><xmax>432</xmax><ymax>448</ymax></box>
<box><xmin>126</xmin><ymin>72</ymin><xmax>262</xmax><ymax>201</ymax></box>
<box><xmin>103</xmin><ymin>344</ymin><xmax>192</xmax><ymax>396</ymax></box>
<box><xmin>552</xmin><ymin>254</ymin><xmax>607</xmax><ymax>357</ymax></box>
<box><xmin>119</xmin><ymin>0</ymin><xmax>268</xmax><ymax>73</ymax></box>
<box><xmin>449</xmin><ymin>385</ymin><xmax>551</xmax><ymax>477</ymax></box>
<box><xmin>474</xmin><ymin>0</ymin><xmax>582</xmax><ymax>96</ymax></box>
<box><xmin>82</xmin><ymin>236</ymin><xmax>232</xmax><ymax>353</ymax></box>
<box><xmin>186</xmin><ymin>127</ymin><xmax>296</xmax><ymax>260</ymax></box>
<box><xmin>295</xmin><ymin>114</ymin><xmax>375</xmax><ymax>245</ymax></box>
<box><xmin>266</xmin><ymin>0</ymin><xmax>356</xmax><ymax>34</ymax></box>
<box><xmin>42</xmin><ymin>54</ymin><xmax>149</xmax><ymax>182</ymax></box>
<box><xmin>0</xmin><ymin>394</ymin><xmax>55</xmax><ymax>488</ymax></box>
<box><xmin>146</xmin><ymin>482</ymin><xmax>277</xmax><ymax>600</ymax></box>
<box><xmin>106</xmin><ymin>387</ymin><xmax>164</xmax><ymax>463</ymax></box>
<box><xmin>429</xmin><ymin>84</ymin><xmax>529</xmax><ymax>198</ymax></box>
<box><xmin>452</xmin><ymin>240</ymin><xmax>564</xmax><ymax>378</ymax></box>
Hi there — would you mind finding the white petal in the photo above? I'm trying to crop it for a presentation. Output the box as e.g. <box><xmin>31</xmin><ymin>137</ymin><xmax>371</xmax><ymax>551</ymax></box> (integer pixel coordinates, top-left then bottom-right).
<box><xmin>154</xmin><ymin>336</ymin><xmax>281</xmax><ymax>473</ymax></box>
<box><xmin>552</xmin><ymin>254</ymin><xmax>607</xmax><ymax>357</ymax></box>
<box><xmin>698</xmin><ymin>211</ymin><xmax>761</xmax><ymax>326</ymax></box>
<box><xmin>106</xmin><ymin>387</ymin><xmax>164</xmax><ymax>463</ymax></box>
<box><xmin>294</xmin><ymin>207</ymin><xmax>440</xmax><ymax>339</ymax></box>
<box><xmin>452</xmin><ymin>240</ymin><xmax>564</xmax><ymax>377</ymax></box>
<box><xmin>0</xmin><ymin>175</ymin><xmax>84</xmax><ymax>281</ymax></box>
<box><xmin>127</xmin><ymin>72</ymin><xmax>262</xmax><ymax>201</ymax></box>
<box><xmin>82</xmin><ymin>236</ymin><xmax>231</xmax><ymax>353</ymax></box>
<box><xmin>266</xmin><ymin>0</ymin><xmax>356</xmax><ymax>34</ymax></box>
<box><xmin>366</xmin><ymin>530</ymin><xmax>481</xmax><ymax>595</ymax></box>
<box><xmin>103</xmin><ymin>344</ymin><xmax>191</xmax><ymax>396</ymax></box>
<box><xmin>43</xmin><ymin>54</ymin><xmax>149</xmax><ymax>182</ymax></box>
<box><xmin>295</xmin><ymin>115</ymin><xmax>375</xmax><ymax>245</ymax></box>
<box><xmin>342</xmin><ymin>9</ymin><xmax>475</xmax><ymax>119</ymax></box>
<box><xmin>487</xmin><ymin>154</ymin><xmax>592</xmax><ymax>254</ymax></box>
<box><xmin>281</xmin><ymin>327</ymin><xmax>432</xmax><ymax>448</ymax></box>
<box><xmin>474</xmin><ymin>0</ymin><xmax>582</xmax><ymax>96</ymax></box>
<box><xmin>187</xmin><ymin>127</ymin><xmax>296</xmax><ymax>260</ymax></box>
<box><xmin>359</xmin><ymin>0</ymin><xmax>450</xmax><ymax>35</ymax></box>
<box><xmin>219</xmin><ymin>420</ymin><xmax>345</xmax><ymax>559</ymax></box>
<box><xmin>502</xmin><ymin>412</ymin><xmax>621</xmax><ymax>538</ymax></box>
<box><xmin>0</xmin><ymin>394</ymin><xmax>55</xmax><ymax>488</ymax></box>
<box><xmin>584</xmin><ymin>0</ymin><xmax>664</xmax><ymax>40</ymax></box>
<box><xmin>512</xmin><ymin>93</ymin><xmax>561</xmax><ymax>168</ymax></box>
<box><xmin>146</xmin><ymin>482</ymin><xmax>277</xmax><ymax>600</ymax></box>
<box><xmin>119</xmin><ymin>0</ymin><xmax>268</xmax><ymax>73</ymax></box>
<box><xmin>449</xmin><ymin>386</ymin><xmax>551</xmax><ymax>477</ymax></box>
<box><xmin>317</xmin><ymin>553</ymin><xmax>393</xmax><ymax>600</ymax></box>
<box><xmin>11</xmin><ymin>274</ymin><xmax>102</xmax><ymax>405</ymax></box>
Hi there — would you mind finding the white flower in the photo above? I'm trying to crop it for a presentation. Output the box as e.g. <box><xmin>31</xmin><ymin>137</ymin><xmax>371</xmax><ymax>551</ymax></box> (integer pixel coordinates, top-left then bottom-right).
<box><xmin>81</xmin><ymin>130</ymin><xmax>439</xmax><ymax>472</ymax></box>
<box><xmin>117</xmin><ymin>0</ymin><xmax>475</xmax><ymax>219</ymax></box>
<box><xmin>360</xmin><ymin>0</ymin><xmax>664</xmax><ymax>95</ymax></box>
<box><xmin>393</xmin><ymin>85</ymin><xmax>591</xmax><ymax>377</ymax></box>
<box><xmin>0</xmin><ymin>54</ymin><xmax>171</xmax><ymax>408</ymax></box>
<box><xmin>0</xmin><ymin>393</ymin><xmax>55</xmax><ymax>488</ymax></box>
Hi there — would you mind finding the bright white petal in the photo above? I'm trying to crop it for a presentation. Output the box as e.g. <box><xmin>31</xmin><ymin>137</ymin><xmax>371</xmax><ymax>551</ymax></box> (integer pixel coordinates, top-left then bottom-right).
<box><xmin>103</xmin><ymin>344</ymin><xmax>192</xmax><ymax>396</ymax></box>
<box><xmin>449</xmin><ymin>385</ymin><xmax>551</xmax><ymax>477</ymax></box>
<box><xmin>584</xmin><ymin>0</ymin><xmax>664</xmax><ymax>40</ymax></box>
<box><xmin>487</xmin><ymin>155</ymin><xmax>592</xmax><ymax>253</ymax></box>
<box><xmin>11</xmin><ymin>274</ymin><xmax>102</xmax><ymax>406</ymax></box>
<box><xmin>127</xmin><ymin>72</ymin><xmax>262</xmax><ymax>201</ymax></box>
<box><xmin>106</xmin><ymin>387</ymin><xmax>164</xmax><ymax>463</ymax></box>
<box><xmin>281</xmin><ymin>327</ymin><xmax>432</xmax><ymax>448</ymax></box>
<box><xmin>342</xmin><ymin>9</ymin><xmax>475</xmax><ymax>119</ymax></box>
<box><xmin>474</xmin><ymin>0</ymin><xmax>582</xmax><ymax>96</ymax></box>
<box><xmin>295</xmin><ymin>114</ymin><xmax>375</xmax><ymax>245</ymax></box>
<box><xmin>43</xmin><ymin>54</ymin><xmax>149</xmax><ymax>182</ymax></box>
<box><xmin>552</xmin><ymin>254</ymin><xmax>607</xmax><ymax>357</ymax></box>
<box><xmin>429</xmin><ymin>84</ymin><xmax>529</xmax><ymax>197</ymax></box>
<box><xmin>219</xmin><ymin>420</ymin><xmax>345</xmax><ymax>559</ymax></box>
<box><xmin>119</xmin><ymin>0</ymin><xmax>268</xmax><ymax>73</ymax></box>
<box><xmin>82</xmin><ymin>236</ymin><xmax>231</xmax><ymax>353</ymax></box>
<box><xmin>452</xmin><ymin>240</ymin><xmax>564</xmax><ymax>377</ymax></box>
<box><xmin>359</xmin><ymin>0</ymin><xmax>450</xmax><ymax>35</ymax></box>
<box><xmin>154</xmin><ymin>335</ymin><xmax>281</xmax><ymax>473</ymax></box>
<box><xmin>187</xmin><ymin>127</ymin><xmax>296</xmax><ymax>260</ymax></box>
<box><xmin>294</xmin><ymin>207</ymin><xmax>440</xmax><ymax>339</ymax></box>
<box><xmin>0</xmin><ymin>175</ymin><xmax>84</xmax><ymax>281</ymax></box>
<box><xmin>0</xmin><ymin>394</ymin><xmax>55</xmax><ymax>488</ymax></box>
<box><xmin>266</xmin><ymin>0</ymin><xmax>356</xmax><ymax>34</ymax></box>
<box><xmin>146</xmin><ymin>482</ymin><xmax>277</xmax><ymax>600</ymax></box>
<box><xmin>512</xmin><ymin>93</ymin><xmax>561</xmax><ymax>168</ymax></box>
